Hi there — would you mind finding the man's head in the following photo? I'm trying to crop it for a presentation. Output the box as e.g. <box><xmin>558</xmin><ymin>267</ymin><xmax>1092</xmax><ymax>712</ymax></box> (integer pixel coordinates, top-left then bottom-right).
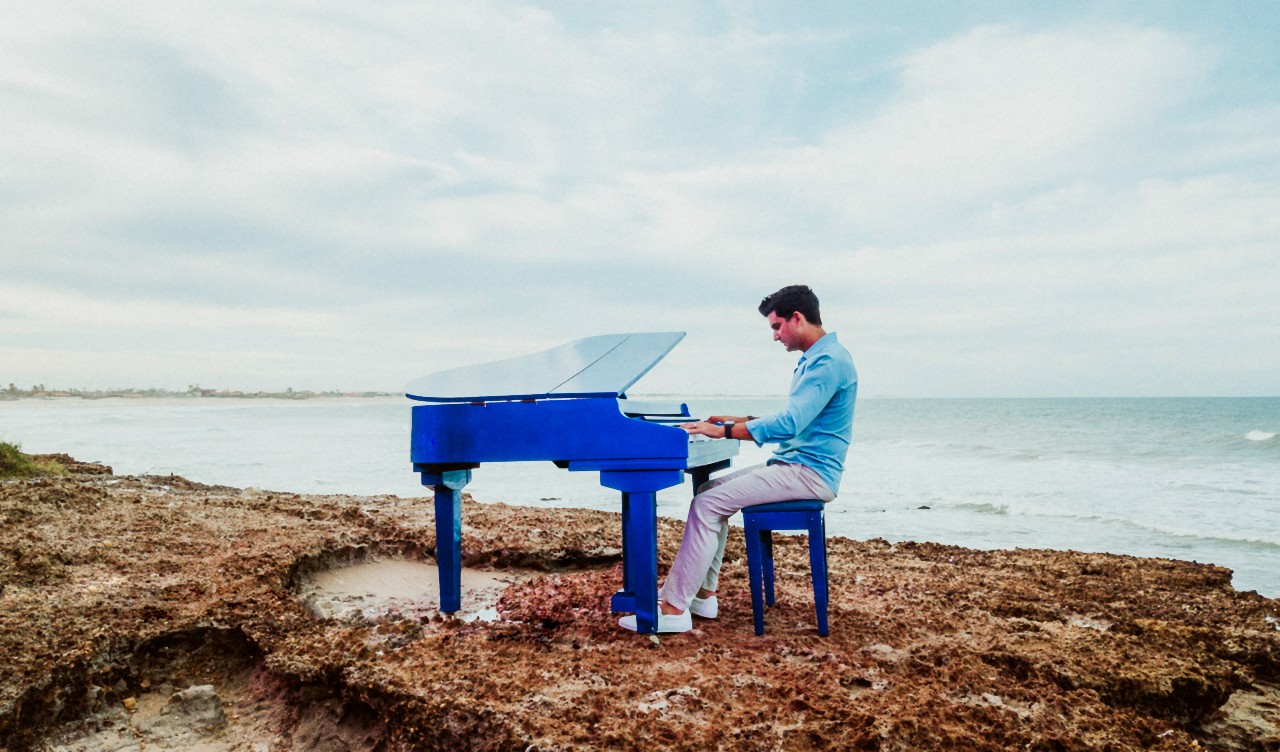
<box><xmin>758</xmin><ymin>285</ymin><xmax>821</xmax><ymax>325</ymax></box>
<box><xmin>759</xmin><ymin>285</ymin><xmax>825</xmax><ymax>352</ymax></box>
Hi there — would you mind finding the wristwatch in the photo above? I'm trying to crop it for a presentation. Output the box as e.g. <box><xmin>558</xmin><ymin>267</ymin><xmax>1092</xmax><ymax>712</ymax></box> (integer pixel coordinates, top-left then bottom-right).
<box><xmin>723</xmin><ymin>421</ymin><xmax>735</xmax><ymax>439</ymax></box>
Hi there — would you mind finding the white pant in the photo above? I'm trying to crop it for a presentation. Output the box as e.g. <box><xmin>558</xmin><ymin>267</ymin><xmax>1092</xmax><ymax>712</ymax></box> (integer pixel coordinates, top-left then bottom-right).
<box><xmin>658</xmin><ymin>462</ymin><xmax>835</xmax><ymax>611</ymax></box>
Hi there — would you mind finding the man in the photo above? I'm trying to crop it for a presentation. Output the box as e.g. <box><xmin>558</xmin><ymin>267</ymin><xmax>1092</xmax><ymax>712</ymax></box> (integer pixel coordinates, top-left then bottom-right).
<box><xmin>619</xmin><ymin>284</ymin><xmax>858</xmax><ymax>633</ymax></box>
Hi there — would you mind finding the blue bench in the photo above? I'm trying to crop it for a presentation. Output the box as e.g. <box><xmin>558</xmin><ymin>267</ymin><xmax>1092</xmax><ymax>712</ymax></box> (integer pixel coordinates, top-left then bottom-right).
<box><xmin>742</xmin><ymin>499</ymin><xmax>829</xmax><ymax>636</ymax></box>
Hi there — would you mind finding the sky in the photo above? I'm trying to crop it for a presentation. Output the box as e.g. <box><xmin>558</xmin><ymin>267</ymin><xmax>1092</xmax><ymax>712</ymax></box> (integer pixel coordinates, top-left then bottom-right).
<box><xmin>2</xmin><ymin>1</ymin><xmax>1278</xmax><ymax>398</ymax></box>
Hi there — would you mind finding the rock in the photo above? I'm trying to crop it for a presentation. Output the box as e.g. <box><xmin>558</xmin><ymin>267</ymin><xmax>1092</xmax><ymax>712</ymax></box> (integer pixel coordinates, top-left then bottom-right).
<box><xmin>2</xmin><ymin>461</ymin><xmax>1278</xmax><ymax>751</ymax></box>
<box><xmin>137</xmin><ymin>684</ymin><xmax>227</xmax><ymax>739</ymax></box>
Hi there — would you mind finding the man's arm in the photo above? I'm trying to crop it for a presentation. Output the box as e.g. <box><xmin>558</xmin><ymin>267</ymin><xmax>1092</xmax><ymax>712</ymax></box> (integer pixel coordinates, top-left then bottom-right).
<box><xmin>748</xmin><ymin>353</ymin><xmax>843</xmax><ymax>445</ymax></box>
<box><xmin>706</xmin><ymin>414</ymin><xmax>758</xmax><ymax>424</ymax></box>
<box><xmin>680</xmin><ymin>420</ymin><xmax>754</xmax><ymax>440</ymax></box>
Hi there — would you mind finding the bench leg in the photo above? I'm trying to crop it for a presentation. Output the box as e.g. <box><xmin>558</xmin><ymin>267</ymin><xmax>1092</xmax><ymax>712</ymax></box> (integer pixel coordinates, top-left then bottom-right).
<box><xmin>744</xmin><ymin>518</ymin><xmax>767</xmax><ymax>636</ymax></box>
<box><xmin>763</xmin><ymin>530</ymin><xmax>777</xmax><ymax>607</ymax></box>
<box><xmin>809</xmin><ymin>514</ymin><xmax>829</xmax><ymax>636</ymax></box>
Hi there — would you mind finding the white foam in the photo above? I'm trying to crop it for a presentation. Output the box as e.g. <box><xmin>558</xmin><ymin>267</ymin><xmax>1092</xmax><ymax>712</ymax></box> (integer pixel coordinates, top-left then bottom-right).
<box><xmin>1245</xmin><ymin>430</ymin><xmax>1277</xmax><ymax>441</ymax></box>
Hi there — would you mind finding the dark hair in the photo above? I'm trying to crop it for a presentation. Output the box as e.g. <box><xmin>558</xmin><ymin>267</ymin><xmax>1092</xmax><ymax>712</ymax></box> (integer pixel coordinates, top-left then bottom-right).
<box><xmin>758</xmin><ymin>285</ymin><xmax>821</xmax><ymax>325</ymax></box>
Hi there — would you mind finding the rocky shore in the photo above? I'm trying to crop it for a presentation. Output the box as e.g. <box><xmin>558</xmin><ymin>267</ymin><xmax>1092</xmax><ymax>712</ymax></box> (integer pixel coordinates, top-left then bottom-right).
<box><xmin>2</xmin><ymin>456</ymin><xmax>1278</xmax><ymax>751</ymax></box>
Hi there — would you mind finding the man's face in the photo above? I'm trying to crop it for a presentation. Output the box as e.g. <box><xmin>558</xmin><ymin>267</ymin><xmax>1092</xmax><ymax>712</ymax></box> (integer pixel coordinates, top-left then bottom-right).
<box><xmin>767</xmin><ymin>311</ymin><xmax>802</xmax><ymax>352</ymax></box>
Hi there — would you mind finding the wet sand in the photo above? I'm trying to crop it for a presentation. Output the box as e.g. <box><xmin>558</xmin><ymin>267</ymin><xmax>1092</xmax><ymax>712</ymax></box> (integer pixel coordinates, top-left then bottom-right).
<box><xmin>2</xmin><ymin>455</ymin><xmax>1278</xmax><ymax>751</ymax></box>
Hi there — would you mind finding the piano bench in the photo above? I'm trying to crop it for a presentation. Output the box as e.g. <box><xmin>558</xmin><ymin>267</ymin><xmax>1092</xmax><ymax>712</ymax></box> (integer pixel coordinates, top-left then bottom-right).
<box><xmin>741</xmin><ymin>499</ymin><xmax>829</xmax><ymax>636</ymax></box>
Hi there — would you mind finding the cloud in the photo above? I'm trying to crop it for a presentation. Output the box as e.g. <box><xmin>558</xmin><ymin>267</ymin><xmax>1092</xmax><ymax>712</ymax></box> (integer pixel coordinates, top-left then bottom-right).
<box><xmin>1</xmin><ymin>6</ymin><xmax>1276</xmax><ymax>396</ymax></box>
<box><xmin>624</xmin><ymin>24</ymin><xmax>1209</xmax><ymax>248</ymax></box>
<box><xmin>0</xmin><ymin>283</ymin><xmax>343</xmax><ymax>334</ymax></box>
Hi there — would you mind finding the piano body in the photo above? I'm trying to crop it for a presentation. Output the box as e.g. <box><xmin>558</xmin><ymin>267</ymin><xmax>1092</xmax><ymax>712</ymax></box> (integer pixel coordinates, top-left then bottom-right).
<box><xmin>407</xmin><ymin>332</ymin><xmax>739</xmax><ymax>634</ymax></box>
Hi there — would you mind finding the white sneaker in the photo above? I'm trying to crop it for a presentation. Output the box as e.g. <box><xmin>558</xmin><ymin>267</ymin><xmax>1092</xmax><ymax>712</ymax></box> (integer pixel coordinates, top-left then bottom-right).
<box><xmin>618</xmin><ymin>610</ymin><xmax>693</xmax><ymax>634</ymax></box>
<box><xmin>690</xmin><ymin>595</ymin><xmax>719</xmax><ymax>619</ymax></box>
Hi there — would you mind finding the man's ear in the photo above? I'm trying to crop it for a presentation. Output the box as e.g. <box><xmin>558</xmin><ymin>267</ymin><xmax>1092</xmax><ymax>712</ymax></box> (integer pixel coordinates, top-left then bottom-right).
<box><xmin>792</xmin><ymin>311</ymin><xmax>808</xmax><ymax>327</ymax></box>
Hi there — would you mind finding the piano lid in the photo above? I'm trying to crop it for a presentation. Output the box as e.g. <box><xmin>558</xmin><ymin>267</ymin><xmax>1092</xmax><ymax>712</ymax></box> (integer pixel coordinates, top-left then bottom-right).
<box><xmin>405</xmin><ymin>332</ymin><xmax>685</xmax><ymax>402</ymax></box>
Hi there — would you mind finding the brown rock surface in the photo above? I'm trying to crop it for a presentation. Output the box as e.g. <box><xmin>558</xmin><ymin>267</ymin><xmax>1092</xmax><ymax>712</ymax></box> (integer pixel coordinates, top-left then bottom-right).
<box><xmin>2</xmin><ymin>456</ymin><xmax>1278</xmax><ymax>751</ymax></box>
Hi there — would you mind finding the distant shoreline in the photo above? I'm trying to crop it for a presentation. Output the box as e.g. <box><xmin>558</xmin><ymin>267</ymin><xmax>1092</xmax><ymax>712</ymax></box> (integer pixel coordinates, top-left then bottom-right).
<box><xmin>1</xmin><ymin>387</ymin><xmax>399</xmax><ymax>401</ymax></box>
<box><xmin>4</xmin><ymin>388</ymin><xmax>1275</xmax><ymax>402</ymax></box>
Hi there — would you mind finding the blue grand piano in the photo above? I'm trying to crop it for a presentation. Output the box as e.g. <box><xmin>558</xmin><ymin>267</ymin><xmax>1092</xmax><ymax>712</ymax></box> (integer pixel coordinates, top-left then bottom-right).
<box><xmin>407</xmin><ymin>332</ymin><xmax>739</xmax><ymax>634</ymax></box>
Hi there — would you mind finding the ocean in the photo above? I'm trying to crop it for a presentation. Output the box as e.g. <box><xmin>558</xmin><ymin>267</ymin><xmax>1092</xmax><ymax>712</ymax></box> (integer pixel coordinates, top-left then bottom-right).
<box><xmin>2</xmin><ymin>396</ymin><xmax>1276</xmax><ymax>598</ymax></box>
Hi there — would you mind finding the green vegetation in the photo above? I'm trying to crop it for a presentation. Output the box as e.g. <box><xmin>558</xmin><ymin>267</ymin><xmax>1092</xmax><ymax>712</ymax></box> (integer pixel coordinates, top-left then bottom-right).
<box><xmin>0</xmin><ymin>442</ymin><xmax>67</xmax><ymax>478</ymax></box>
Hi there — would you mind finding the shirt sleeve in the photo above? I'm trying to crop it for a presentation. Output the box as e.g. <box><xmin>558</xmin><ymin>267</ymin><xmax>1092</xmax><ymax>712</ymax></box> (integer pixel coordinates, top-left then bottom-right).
<box><xmin>745</xmin><ymin>352</ymin><xmax>842</xmax><ymax>446</ymax></box>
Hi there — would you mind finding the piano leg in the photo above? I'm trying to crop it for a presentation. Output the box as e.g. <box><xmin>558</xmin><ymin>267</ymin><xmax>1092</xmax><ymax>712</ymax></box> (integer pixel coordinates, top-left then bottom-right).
<box><xmin>609</xmin><ymin>491</ymin><xmax>659</xmax><ymax>633</ymax></box>
<box><xmin>420</xmin><ymin>469</ymin><xmax>472</xmax><ymax>614</ymax></box>
<box><xmin>609</xmin><ymin>462</ymin><xmax>734</xmax><ymax>633</ymax></box>
<box><xmin>434</xmin><ymin>488</ymin><xmax>463</xmax><ymax>613</ymax></box>
<box><xmin>624</xmin><ymin>490</ymin><xmax>658</xmax><ymax>634</ymax></box>
<box><xmin>611</xmin><ymin>492</ymin><xmax>636</xmax><ymax>614</ymax></box>
<box><xmin>689</xmin><ymin>458</ymin><xmax>733</xmax><ymax>495</ymax></box>
<box><xmin>599</xmin><ymin>469</ymin><xmax>680</xmax><ymax>635</ymax></box>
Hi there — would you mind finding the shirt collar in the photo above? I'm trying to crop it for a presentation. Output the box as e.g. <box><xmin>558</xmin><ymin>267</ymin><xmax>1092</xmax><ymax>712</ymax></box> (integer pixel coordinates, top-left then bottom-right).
<box><xmin>798</xmin><ymin>332</ymin><xmax>838</xmax><ymax>364</ymax></box>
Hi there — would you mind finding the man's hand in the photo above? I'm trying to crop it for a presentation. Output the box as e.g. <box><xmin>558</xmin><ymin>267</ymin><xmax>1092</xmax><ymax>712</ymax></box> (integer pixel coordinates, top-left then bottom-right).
<box><xmin>680</xmin><ymin>421</ymin><xmax>724</xmax><ymax>438</ymax></box>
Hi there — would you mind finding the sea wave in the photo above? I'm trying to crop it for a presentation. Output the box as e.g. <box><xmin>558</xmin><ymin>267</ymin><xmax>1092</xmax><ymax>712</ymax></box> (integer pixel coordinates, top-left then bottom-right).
<box><xmin>1174</xmin><ymin>482</ymin><xmax>1272</xmax><ymax>497</ymax></box>
<box><xmin>1058</xmin><ymin>513</ymin><xmax>1279</xmax><ymax>552</ymax></box>
<box><xmin>1125</xmin><ymin>525</ymin><xmax>1280</xmax><ymax>552</ymax></box>
<box><xmin>917</xmin><ymin>502</ymin><xmax>1280</xmax><ymax>551</ymax></box>
<box><xmin>1245</xmin><ymin>430</ymin><xmax>1277</xmax><ymax>442</ymax></box>
<box><xmin>953</xmin><ymin>502</ymin><xmax>1010</xmax><ymax>515</ymax></box>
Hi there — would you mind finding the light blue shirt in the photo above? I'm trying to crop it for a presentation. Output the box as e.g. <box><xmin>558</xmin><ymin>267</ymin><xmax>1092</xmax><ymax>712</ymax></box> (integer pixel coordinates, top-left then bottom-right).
<box><xmin>744</xmin><ymin>332</ymin><xmax>857</xmax><ymax>495</ymax></box>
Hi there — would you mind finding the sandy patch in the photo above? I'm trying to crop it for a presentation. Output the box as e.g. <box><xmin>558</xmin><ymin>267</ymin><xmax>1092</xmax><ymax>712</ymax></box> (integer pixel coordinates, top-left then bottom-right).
<box><xmin>298</xmin><ymin>558</ymin><xmax>538</xmax><ymax>623</ymax></box>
